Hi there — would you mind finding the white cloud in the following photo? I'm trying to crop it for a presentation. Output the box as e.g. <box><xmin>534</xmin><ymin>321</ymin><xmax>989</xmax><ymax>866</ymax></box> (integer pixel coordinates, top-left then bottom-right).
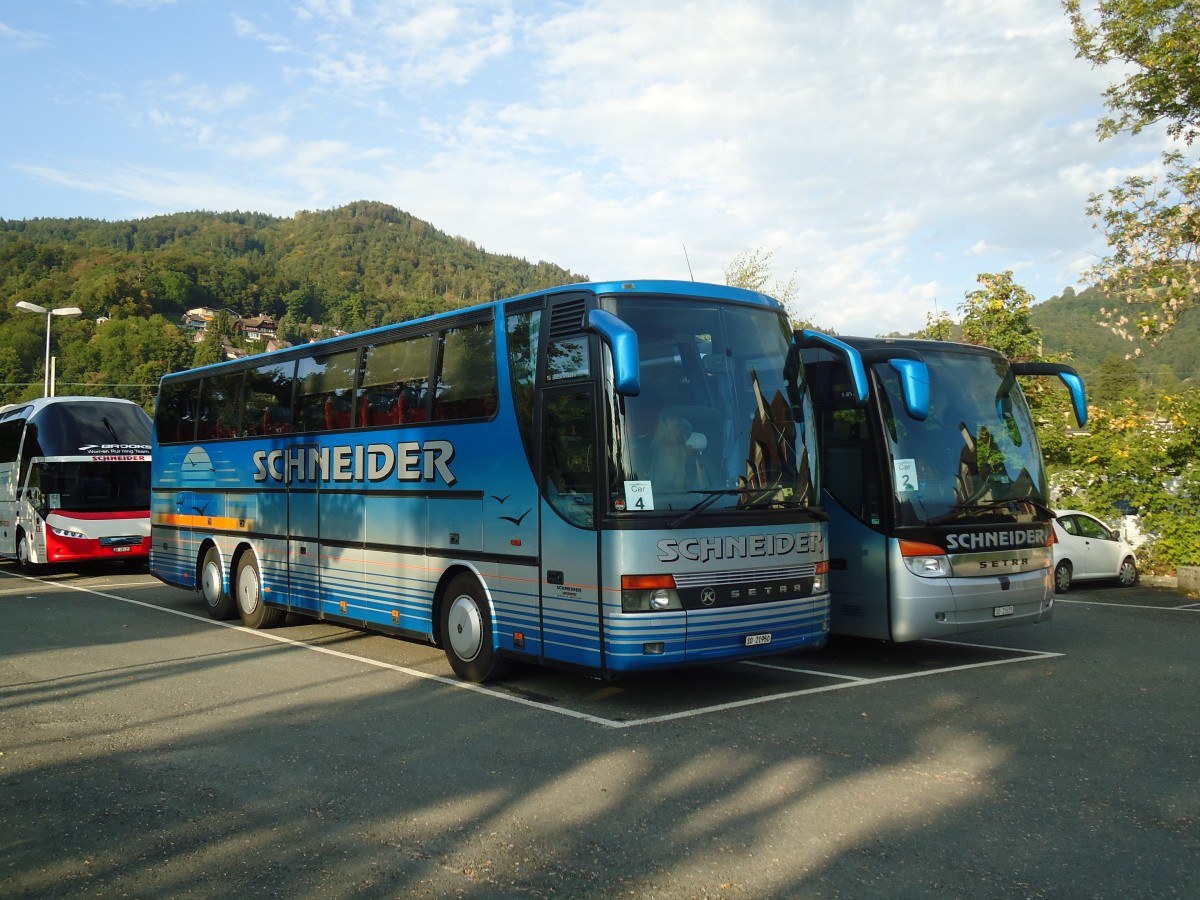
<box><xmin>1</xmin><ymin>0</ymin><xmax>1173</xmax><ymax>336</ymax></box>
<box><xmin>0</xmin><ymin>21</ymin><xmax>47</xmax><ymax>49</ymax></box>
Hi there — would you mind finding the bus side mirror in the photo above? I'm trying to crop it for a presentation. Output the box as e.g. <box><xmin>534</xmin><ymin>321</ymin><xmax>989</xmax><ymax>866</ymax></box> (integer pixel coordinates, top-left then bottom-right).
<box><xmin>1058</xmin><ymin>371</ymin><xmax>1088</xmax><ymax>428</ymax></box>
<box><xmin>587</xmin><ymin>308</ymin><xmax>641</xmax><ymax>396</ymax></box>
<box><xmin>858</xmin><ymin>348</ymin><xmax>929</xmax><ymax>421</ymax></box>
<box><xmin>888</xmin><ymin>358</ymin><xmax>929</xmax><ymax>421</ymax></box>
<box><xmin>1010</xmin><ymin>362</ymin><xmax>1088</xmax><ymax>428</ymax></box>
<box><xmin>796</xmin><ymin>330</ymin><xmax>868</xmax><ymax>404</ymax></box>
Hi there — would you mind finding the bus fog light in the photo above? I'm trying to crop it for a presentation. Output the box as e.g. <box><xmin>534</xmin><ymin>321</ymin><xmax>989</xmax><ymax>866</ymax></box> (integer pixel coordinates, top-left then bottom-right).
<box><xmin>642</xmin><ymin>642</ymin><xmax>665</xmax><ymax>655</ymax></box>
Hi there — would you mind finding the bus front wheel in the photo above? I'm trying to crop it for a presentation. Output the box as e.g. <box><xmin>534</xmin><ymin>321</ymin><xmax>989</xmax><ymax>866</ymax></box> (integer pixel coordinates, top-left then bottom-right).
<box><xmin>235</xmin><ymin>552</ymin><xmax>283</xmax><ymax>629</ymax></box>
<box><xmin>440</xmin><ymin>574</ymin><xmax>511</xmax><ymax>683</ymax></box>
<box><xmin>201</xmin><ymin>546</ymin><xmax>236</xmax><ymax>620</ymax></box>
<box><xmin>16</xmin><ymin>530</ymin><xmax>40</xmax><ymax>575</ymax></box>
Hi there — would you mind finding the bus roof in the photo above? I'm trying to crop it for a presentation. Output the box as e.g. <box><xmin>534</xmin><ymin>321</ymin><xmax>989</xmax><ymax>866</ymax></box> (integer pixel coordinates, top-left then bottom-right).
<box><xmin>0</xmin><ymin>396</ymin><xmax>150</xmax><ymax>421</ymax></box>
<box><xmin>0</xmin><ymin>396</ymin><xmax>152</xmax><ymax>457</ymax></box>
<box><xmin>830</xmin><ymin>335</ymin><xmax>1007</xmax><ymax>361</ymax></box>
<box><xmin>162</xmin><ymin>279</ymin><xmax>786</xmax><ymax>384</ymax></box>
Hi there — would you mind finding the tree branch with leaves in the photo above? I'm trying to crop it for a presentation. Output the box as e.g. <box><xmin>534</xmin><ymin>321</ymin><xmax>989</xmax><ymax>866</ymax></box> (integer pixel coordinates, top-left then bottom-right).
<box><xmin>1066</xmin><ymin>0</ymin><xmax>1200</xmax><ymax>339</ymax></box>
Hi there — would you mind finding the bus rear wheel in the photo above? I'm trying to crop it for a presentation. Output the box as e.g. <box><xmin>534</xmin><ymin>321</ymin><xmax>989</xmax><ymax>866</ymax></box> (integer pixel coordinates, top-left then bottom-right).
<box><xmin>235</xmin><ymin>552</ymin><xmax>283</xmax><ymax>629</ymax></box>
<box><xmin>200</xmin><ymin>546</ymin><xmax>236</xmax><ymax>620</ymax></box>
<box><xmin>440</xmin><ymin>574</ymin><xmax>511</xmax><ymax>683</ymax></box>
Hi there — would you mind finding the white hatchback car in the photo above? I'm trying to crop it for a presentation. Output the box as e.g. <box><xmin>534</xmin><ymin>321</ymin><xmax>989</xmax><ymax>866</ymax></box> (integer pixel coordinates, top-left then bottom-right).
<box><xmin>1051</xmin><ymin>509</ymin><xmax>1139</xmax><ymax>593</ymax></box>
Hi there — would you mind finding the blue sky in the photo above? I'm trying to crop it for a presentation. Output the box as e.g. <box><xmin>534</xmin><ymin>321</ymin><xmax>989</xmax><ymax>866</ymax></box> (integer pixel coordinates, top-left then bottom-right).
<box><xmin>0</xmin><ymin>0</ymin><xmax>1167</xmax><ymax>335</ymax></box>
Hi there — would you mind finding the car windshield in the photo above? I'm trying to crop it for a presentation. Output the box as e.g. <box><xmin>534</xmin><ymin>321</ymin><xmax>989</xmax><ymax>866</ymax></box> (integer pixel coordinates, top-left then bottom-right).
<box><xmin>878</xmin><ymin>348</ymin><xmax>1049</xmax><ymax>525</ymax></box>
<box><xmin>603</xmin><ymin>296</ymin><xmax>818</xmax><ymax>515</ymax></box>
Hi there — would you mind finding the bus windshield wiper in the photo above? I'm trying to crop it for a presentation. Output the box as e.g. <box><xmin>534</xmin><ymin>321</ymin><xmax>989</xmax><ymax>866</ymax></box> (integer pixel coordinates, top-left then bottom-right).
<box><xmin>668</xmin><ymin>488</ymin><xmax>827</xmax><ymax>529</ymax></box>
<box><xmin>926</xmin><ymin>497</ymin><xmax>1055</xmax><ymax>526</ymax></box>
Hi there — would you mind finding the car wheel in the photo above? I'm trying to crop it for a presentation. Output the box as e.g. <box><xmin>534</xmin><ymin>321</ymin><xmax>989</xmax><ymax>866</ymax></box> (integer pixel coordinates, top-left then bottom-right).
<box><xmin>1117</xmin><ymin>556</ymin><xmax>1138</xmax><ymax>587</ymax></box>
<box><xmin>1054</xmin><ymin>561</ymin><xmax>1072</xmax><ymax>593</ymax></box>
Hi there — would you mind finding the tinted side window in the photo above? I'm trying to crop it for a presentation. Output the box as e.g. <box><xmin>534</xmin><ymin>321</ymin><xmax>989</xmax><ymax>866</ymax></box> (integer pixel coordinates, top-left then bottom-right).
<box><xmin>156</xmin><ymin>381</ymin><xmax>198</xmax><ymax>445</ymax></box>
<box><xmin>359</xmin><ymin>335</ymin><xmax>434</xmax><ymax>426</ymax></box>
<box><xmin>506</xmin><ymin>310</ymin><xmax>540</xmax><ymax>453</ymax></box>
<box><xmin>294</xmin><ymin>348</ymin><xmax>362</xmax><ymax>433</ymax></box>
<box><xmin>243</xmin><ymin>362</ymin><xmax>296</xmax><ymax>437</ymax></box>
<box><xmin>0</xmin><ymin>418</ymin><xmax>27</xmax><ymax>463</ymax></box>
<box><xmin>197</xmin><ymin>372</ymin><xmax>244</xmax><ymax>440</ymax></box>
<box><xmin>435</xmin><ymin>321</ymin><xmax>498</xmax><ymax>421</ymax></box>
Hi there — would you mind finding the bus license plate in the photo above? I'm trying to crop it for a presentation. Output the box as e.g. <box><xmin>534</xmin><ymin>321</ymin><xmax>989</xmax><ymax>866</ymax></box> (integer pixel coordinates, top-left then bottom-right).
<box><xmin>744</xmin><ymin>633</ymin><xmax>773</xmax><ymax>647</ymax></box>
<box><xmin>112</xmin><ymin>546</ymin><xmax>131</xmax><ymax>553</ymax></box>
<box><xmin>993</xmin><ymin>605</ymin><xmax>1014</xmax><ymax>617</ymax></box>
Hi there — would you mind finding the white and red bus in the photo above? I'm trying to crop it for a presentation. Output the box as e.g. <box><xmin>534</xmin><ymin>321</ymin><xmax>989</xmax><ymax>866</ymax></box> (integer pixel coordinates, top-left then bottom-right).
<box><xmin>0</xmin><ymin>397</ymin><xmax>152</xmax><ymax>572</ymax></box>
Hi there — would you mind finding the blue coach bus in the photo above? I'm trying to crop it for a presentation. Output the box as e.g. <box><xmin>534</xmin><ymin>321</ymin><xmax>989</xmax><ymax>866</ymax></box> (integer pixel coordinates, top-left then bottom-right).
<box><xmin>150</xmin><ymin>280</ymin><xmax>868</xmax><ymax>682</ymax></box>
<box><xmin>799</xmin><ymin>336</ymin><xmax>1087</xmax><ymax>641</ymax></box>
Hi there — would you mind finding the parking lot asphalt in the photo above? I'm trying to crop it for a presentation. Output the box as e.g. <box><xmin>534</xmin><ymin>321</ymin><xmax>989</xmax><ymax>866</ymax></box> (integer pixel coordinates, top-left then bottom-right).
<box><xmin>1</xmin><ymin>564</ymin><xmax>1196</xmax><ymax>898</ymax></box>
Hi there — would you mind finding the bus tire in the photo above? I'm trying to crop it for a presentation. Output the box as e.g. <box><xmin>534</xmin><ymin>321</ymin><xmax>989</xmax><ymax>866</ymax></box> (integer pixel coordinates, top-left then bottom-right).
<box><xmin>200</xmin><ymin>546</ymin><xmax>236</xmax><ymax>620</ymax></box>
<box><xmin>1054</xmin><ymin>561</ymin><xmax>1072</xmax><ymax>594</ymax></box>
<box><xmin>16</xmin><ymin>530</ymin><xmax>40</xmax><ymax>575</ymax></box>
<box><xmin>235</xmin><ymin>552</ymin><xmax>283</xmax><ymax>629</ymax></box>
<box><xmin>440</xmin><ymin>573</ymin><xmax>511</xmax><ymax>683</ymax></box>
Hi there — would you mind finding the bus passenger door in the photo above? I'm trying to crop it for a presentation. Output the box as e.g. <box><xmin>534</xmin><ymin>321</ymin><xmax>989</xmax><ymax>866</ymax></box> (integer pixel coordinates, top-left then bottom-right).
<box><xmin>285</xmin><ymin>444</ymin><xmax>321</xmax><ymax>615</ymax></box>
<box><xmin>538</xmin><ymin>386</ymin><xmax>603</xmax><ymax>670</ymax></box>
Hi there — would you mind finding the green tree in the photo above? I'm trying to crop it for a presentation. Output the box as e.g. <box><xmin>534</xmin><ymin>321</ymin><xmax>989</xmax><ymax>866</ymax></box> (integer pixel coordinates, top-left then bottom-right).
<box><xmin>1066</xmin><ymin>0</ymin><xmax>1200</xmax><ymax>142</ymax></box>
<box><xmin>1066</xmin><ymin>0</ymin><xmax>1200</xmax><ymax>338</ymax></box>
<box><xmin>724</xmin><ymin>247</ymin><xmax>800</xmax><ymax>314</ymax></box>
<box><xmin>1054</xmin><ymin>389</ymin><xmax>1200</xmax><ymax>571</ymax></box>
<box><xmin>192</xmin><ymin>331</ymin><xmax>225</xmax><ymax>368</ymax></box>
<box><xmin>958</xmin><ymin>271</ymin><xmax>1041</xmax><ymax>361</ymax></box>
<box><xmin>917</xmin><ymin>310</ymin><xmax>955</xmax><ymax>341</ymax></box>
<box><xmin>1081</xmin><ymin>150</ymin><xmax>1200</xmax><ymax>339</ymax></box>
<box><xmin>1090</xmin><ymin>353</ymin><xmax>1143</xmax><ymax>407</ymax></box>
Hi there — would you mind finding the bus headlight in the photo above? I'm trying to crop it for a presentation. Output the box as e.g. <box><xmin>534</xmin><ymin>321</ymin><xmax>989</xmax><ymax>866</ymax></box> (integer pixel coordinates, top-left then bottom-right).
<box><xmin>621</xmin><ymin>575</ymin><xmax>682</xmax><ymax>612</ymax></box>
<box><xmin>50</xmin><ymin>526</ymin><xmax>88</xmax><ymax>540</ymax></box>
<box><xmin>899</xmin><ymin>540</ymin><xmax>950</xmax><ymax>578</ymax></box>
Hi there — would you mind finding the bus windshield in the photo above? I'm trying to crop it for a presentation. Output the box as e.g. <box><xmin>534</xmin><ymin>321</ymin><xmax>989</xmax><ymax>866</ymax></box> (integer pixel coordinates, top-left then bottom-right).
<box><xmin>603</xmin><ymin>296</ymin><xmax>817</xmax><ymax>514</ymax></box>
<box><xmin>29</xmin><ymin>461</ymin><xmax>151</xmax><ymax>516</ymax></box>
<box><xmin>877</xmin><ymin>348</ymin><xmax>1048</xmax><ymax>525</ymax></box>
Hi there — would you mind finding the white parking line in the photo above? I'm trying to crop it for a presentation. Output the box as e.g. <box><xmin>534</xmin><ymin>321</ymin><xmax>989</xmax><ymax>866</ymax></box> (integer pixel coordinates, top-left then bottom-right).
<box><xmin>621</xmin><ymin>648</ymin><xmax>1065</xmax><ymax>727</ymax></box>
<box><xmin>2</xmin><ymin>569</ymin><xmax>1066</xmax><ymax>730</ymax></box>
<box><xmin>1055</xmin><ymin>597</ymin><xmax>1200</xmax><ymax>612</ymax></box>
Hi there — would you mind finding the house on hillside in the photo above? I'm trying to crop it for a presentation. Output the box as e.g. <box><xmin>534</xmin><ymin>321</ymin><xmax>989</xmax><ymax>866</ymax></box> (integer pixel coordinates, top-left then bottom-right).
<box><xmin>181</xmin><ymin>307</ymin><xmax>217</xmax><ymax>331</ymax></box>
<box><xmin>236</xmin><ymin>315</ymin><xmax>278</xmax><ymax>342</ymax></box>
<box><xmin>305</xmin><ymin>323</ymin><xmax>348</xmax><ymax>342</ymax></box>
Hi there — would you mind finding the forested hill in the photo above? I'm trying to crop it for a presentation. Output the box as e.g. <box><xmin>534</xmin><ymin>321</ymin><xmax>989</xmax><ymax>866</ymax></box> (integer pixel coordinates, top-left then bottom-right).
<box><xmin>1030</xmin><ymin>284</ymin><xmax>1199</xmax><ymax>388</ymax></box>
<box><xmin>3</xmin><ymin>201</ymin><xmax>1195</xmax><ymax>407</ymax></box>
<box><xmin>1</xmin><ymin>201</ymin><xmax>584</xmax><ymax>330</ymax></box>
<box><xmin>0</xmin><ymin>201</ymin><xmax>586</xmax><ymax>405</ymax></box>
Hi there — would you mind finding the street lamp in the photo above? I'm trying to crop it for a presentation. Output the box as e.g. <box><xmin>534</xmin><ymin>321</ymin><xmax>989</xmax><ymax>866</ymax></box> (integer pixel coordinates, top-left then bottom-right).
<box><xmin>15</xmin><ymin>301</ymin><xmax>82</xmax><ymax>397</ymax></box>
